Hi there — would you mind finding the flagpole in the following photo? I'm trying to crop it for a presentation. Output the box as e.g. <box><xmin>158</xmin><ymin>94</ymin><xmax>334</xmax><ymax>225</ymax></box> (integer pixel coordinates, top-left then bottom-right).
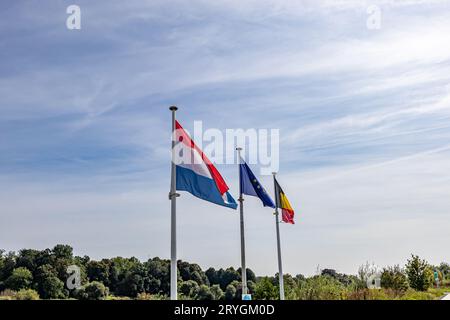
<box><xmin>273</xmin><ymin>172</ymin><xmax>285</xmax><ymax>300</ymax></box>
<box><xmin>169</xmin><ymin>105</ymin><xmax>180</xmax><ymax>300</ymax></box>
<box><xmin>236</xmin><ymin>147</ymin><xmax>248</xmax><ymax>296</ymax></box>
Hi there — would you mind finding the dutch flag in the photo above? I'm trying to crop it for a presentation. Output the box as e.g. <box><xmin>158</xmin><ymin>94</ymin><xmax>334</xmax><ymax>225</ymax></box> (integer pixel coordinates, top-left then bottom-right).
<box><xmin>174</xmin><ymin>120</ymin><xmax>237</xmax><ymax>209</ymax></box>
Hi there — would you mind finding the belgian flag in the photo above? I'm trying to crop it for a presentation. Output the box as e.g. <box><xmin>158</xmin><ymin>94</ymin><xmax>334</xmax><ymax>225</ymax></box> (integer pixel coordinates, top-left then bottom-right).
<box><xmin>274</xmin><ymin>178</ymin><xmax>295</xmax><ymax>224</ymax></box>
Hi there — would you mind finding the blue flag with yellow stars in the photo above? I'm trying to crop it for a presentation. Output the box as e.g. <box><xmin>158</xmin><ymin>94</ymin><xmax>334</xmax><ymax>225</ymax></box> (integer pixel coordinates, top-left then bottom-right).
<box><xmin>239</xmin><ymin>159</ymin><xmax>275</xmax><ymax>208</ymax></box>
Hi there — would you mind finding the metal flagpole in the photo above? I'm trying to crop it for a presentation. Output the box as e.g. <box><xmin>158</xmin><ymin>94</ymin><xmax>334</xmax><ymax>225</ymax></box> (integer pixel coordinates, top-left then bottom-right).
<box><xmin>169</xmin><ymin>106</ymin><xmax>180</xmax><ymax>300</ymax></box>
<box><xmin>273</xmin><ymin>172</ymin><xmax>285</xmax><ymax>300</ymax></box>
<box><xmin>236</xmin><ymin>147</ymin><xmax>248</xmax><ymax>296</ymax></box>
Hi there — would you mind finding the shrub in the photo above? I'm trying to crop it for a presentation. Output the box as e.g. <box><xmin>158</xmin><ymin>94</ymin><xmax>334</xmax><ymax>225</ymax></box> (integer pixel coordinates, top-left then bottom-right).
<box><xmin>380</xmin><ymin>265</ymin><xmax>409</xmax><ymax>293</ymax></box>
<box><xmin>405</xmin><ymin>255</ymin><xmax>433</xmax><ymax>291</ymax></box>
<box><xmin>75</xmin><ymin>281</ymin><xmax>109</xmax><ymax>300</ymax></box>
<box><xmin>15</xmin><ymin>289</ymin><xmax>40</xmax><ymax>300</ymax></box>
<box><xmin>295</xmin><ymin>275</ymin><xmax>346</xmax><ymax>300</ymax></box>
<box><xmin>400</xmin><ymin>289</ymin><xmax>435</xmax><ymax>300</ymax></box>
<box><xmin>210</xmin><ymin>284</ymin><xmax>224</xmax><ymax>300</ymax></box>
<box><xmin>254</xmin><ymin>277</ymin><xmax>278</xmax><ymax>300</ymax></box>
<box><xmin>224</xmin><ymin>284</ymin><xmax>237</xmax><ymax>300</ymax></box>
<box><xmin>196</xmin><ymin>285</ymin><xmax>214</xmax><ymax>300</ymax></box>
<box><xmin>179</xmin><ymin>280</ymin><xmax>199</xmax><ymax>299</ymax></box>
<box><xmin>5</xmin><ymin>267</ymin><xmax>33</xmax><ymax>291</ymax></box>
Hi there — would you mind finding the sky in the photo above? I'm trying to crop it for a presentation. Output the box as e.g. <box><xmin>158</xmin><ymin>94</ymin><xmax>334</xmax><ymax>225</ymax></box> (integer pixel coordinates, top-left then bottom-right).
<box><xmin>1</xmin><ymin>0</ymin><xmax>450</xmax><ymax>276</ymax></box>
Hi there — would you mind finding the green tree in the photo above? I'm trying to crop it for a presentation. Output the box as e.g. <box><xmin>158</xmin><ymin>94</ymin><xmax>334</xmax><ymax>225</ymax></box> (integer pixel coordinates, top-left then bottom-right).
<box><xmin>295</xmin><ymin>275</ymin><xmax>346</xmax><ymax>300</ymax></box>
<box><xmin>178</xmin><ymin>261</ymin><xmax>209</xmax><ymax>286</ymax></box>
<box><xmin>179</xmin><ymin>280</ymin><xmax>199</xmax><ymax>298</ymax></box>
<box><xmin>196</xmin><ymin>285</ymin><xmax>214</xmax><ymax>300</ymax></box>
<box><xmin>210</xmin><ymin>284</ymin><xmax>224</xmax><ymax>300</ymax></box>
<box><xmin>254</xmin><ymin>277</ymin><xmax>278</xmax><ymax>300</ymax></box>
<box><xmin>381</xmin><ymin>265</ymin><xmax>409</xmax><ymax>293</ymax></box>
<box><xmin>405</xmin><ymin>255</ymin><xmax>433</xmax><ymax>291</ymax></box>
<box><xmin>224</xmin><ymin>283</ymin><xmax>237</xmax><ymax>300</ymax></box>
<box><xmin>5</xmin><ymin>267</ymin><xmax>33</xmax><ymax>291</ymax></box>
<box><xmin>438</xmin><ymin>262</ymin><xmax>449</xmax><ymax>279</ymax></box>
<box><xmin>75</xmin><ymin>281</ymin><xmax>109</xmax><ymax>300</ymax></box>
<box><xmin>35</xmin><ymin>264</ymin><xmax>66</xmax><ymax>299</ymax></box>
<box><xmin>87</xmin><ymin>260</ymin><xmax>111</xmax><ymax>287</ymax></box>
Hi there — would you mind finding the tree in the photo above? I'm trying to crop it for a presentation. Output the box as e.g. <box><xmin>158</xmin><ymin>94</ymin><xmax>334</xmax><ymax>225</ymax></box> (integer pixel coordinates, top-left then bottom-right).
<box><xmin>179</xmin><ymin>280</ymin><xmax>199</xmax><ymax>298</ymax></box>
<box><xmin>5</xmin><ymin>267</ymin><xmax>33</xmax><ymax>291</ymax></box>
<box><xmin>295</xmin><ymin>275</ymin><xmax>346</xmax><ymax>300</ymax></box>
<box><xmin>210</xmin><ymin>284</ymin><xmax>224</xmax><ymax>300</ymax></box>
<box><xmin>117</xmin><ymin>273</ymin><xmax>145</xmax><ymax>297</ymax></box>
<box><xmin>0</xmin><ymin>251</ymin><xmax>16</xmax><ymax>283</ymax></box>
<box><xmin>87</xmin><ymin>260</ymin><xmax>111</xmax><ymax>287</ymax></box>
<box><xmin>178</xmin><ymin>261</ymin><xmax>209</xmax><ymax>286</ymax></box>
<box><xmin>196</xmin><ymin>285</ymin><xmax>214</xmax><ymax>300</ymax></box>
<box><xmin>144</xmin><ymin>257</ymin><xmax>170</xmax><ymax>295</ymax></box>
<box><xmin>52</xmin><ymin>244</ymin><xmax>73</xmax><ymax>260</ymax></box>
<box><xmin>205</xmin><ymin>268</ymin><xmax>218</xmax><ymax>285</ymax></box>
<box><xmin>75</xmin><ymin>281</ymin><xmax>109</xmax><ymax>300</ymax></box>
<box><xmin>35</xmin><ymin>264</ymin><xmax>66</xmax><ymax>299</ymax></box>
<box><xmin>405</xmin><ymin>255</ymin><xmax>433</xmax><ymax>291</ymax></box>
<box><xmin>254</xmin><ymin>277</ymin><xmax>278</xmax><ymax>300</ymax></box>
<box><xmin>438</xmin><ymin>262</ymin><xmax>449</xmax><ymax>279</ymax></box>
<box><xmin>380</xmin><ymin>265</ymin><xmax>408</xmax><ymax>293</ymax></box>
<box><xmin>224</xmin><ymin>283</ymin><xmax>237</xmax><ymax>300</ymax></box>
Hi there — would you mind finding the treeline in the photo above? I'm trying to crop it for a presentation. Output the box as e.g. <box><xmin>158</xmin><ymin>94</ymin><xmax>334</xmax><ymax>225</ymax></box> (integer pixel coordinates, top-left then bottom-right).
<box><xmin>0</xmin><ymin>245</ymin><xmax>449</xmax><ymax>300</ymax></box>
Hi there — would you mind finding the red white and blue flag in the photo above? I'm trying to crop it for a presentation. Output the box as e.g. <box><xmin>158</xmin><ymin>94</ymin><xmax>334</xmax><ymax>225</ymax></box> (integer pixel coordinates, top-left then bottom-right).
<box><xmin>174</xmin><ymin>121</ymin><xmax>237</xmax><ymax>209</ymax></box>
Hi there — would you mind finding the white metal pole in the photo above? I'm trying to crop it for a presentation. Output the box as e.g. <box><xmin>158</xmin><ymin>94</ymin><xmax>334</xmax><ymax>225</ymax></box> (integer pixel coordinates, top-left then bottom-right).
<box><xmin>169</xmin><ymin>106</ymin><xmax>179</xmax><ymax>300</ymax></box>
<box><xmin>273</xmin><ymin>172</ymin><xmax>285</xmax><ymax>300</ymax></box>
<box><xmin>236</xmin><ymin>147</ymin><xmax>248</xmax><ymax>296</ymax></box>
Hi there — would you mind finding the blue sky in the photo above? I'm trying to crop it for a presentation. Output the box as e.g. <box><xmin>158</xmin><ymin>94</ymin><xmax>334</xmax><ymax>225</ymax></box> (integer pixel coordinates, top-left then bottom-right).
<box><xmin>1</xmin><ymin>0</ymin><xmax>450</xmax><ymax>276</ymax></box>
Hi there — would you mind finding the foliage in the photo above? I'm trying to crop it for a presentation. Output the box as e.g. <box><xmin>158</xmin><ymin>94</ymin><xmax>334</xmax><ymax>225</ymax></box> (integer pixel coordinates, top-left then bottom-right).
<box><xmin>380</xmin><ymin>265</ymin><xmax>408</xmax><ymax>293</ymax></box>
<box><xmin>405</xmin><ymin>255</ymin><xmax>433</xmax><ymax>291</ymax></box>
<box><xmin>210</xmin><ymin>284</ymin><xmax>224</xmax><ymax>300</ymax></box>
<box><xmin>15</xmin><ymin>289</ymin><xmax>40</xmax><ymax>300</ymax></box>
<box><xmin>35</xmin><ymin>264</ymin><xmax>66</xmax><ymax>299</ymax></box>
<box><xmin>224</xmin><ymin>283</ymin><xmax>237</xmax><ymax>300</ymax></box>
<box><xmin>295</xmin><ymin>275</ymin><xmax>347</xmax><ymax>300</ymax></box>
<box><xmin>5</xmin><ymin>267</ymin><xmax>33</xmax><ymax>291</ymax></box>
<box><xmin>1</xmin><ymin>245</ymin><xmax>448</xmax><ymax>300</ymax></box>
<box><xmin>179</xmin><ymin>280</ymin><xmax>199</xmax><ymax>298</ymax></box>
<box><xmin>254</xmin><ymin>277</ymin><xmax>278</xmax><ymax>300</ymax></box>
<box><xmin>196</xmin><ymin>284</ymin><xmax>214</xmax><ymax>300</ymax></box>
<box><xmin>75</xmin><ymin>281</ymin><xmax>109</xmax><ymax>300</ymax></box>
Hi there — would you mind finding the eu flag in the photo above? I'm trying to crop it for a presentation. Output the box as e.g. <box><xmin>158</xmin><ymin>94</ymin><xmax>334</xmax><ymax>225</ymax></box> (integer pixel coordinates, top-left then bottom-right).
<box><xmin>239</xmin><ymin>159</ymin><xmax>275</xmax><ymax>208</ymax></box>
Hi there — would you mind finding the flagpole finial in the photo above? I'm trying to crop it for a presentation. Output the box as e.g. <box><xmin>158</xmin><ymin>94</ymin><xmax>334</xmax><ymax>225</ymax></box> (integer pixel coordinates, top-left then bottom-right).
<box><xmin>169</xmin><ymin>106</ymin><xmax>178</xmax><ymax>111</ymax></box>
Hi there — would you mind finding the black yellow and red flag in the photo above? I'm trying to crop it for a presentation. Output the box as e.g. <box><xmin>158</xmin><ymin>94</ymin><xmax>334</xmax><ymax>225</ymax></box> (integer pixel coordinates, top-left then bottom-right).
<box><xmin>274</xmin><ymin>178</ymin><xmax>295</xmax><ymax>224</ymax></box>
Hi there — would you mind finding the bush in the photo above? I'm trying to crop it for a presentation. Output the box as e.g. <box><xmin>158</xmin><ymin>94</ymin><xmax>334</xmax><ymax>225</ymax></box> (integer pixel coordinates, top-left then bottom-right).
<box><xmin>399</xmin><ymin>289</ymin><xmax>435</xmax><ymax>300</ymax></box>
<box><xmin>5</xmin><ymin>267</ymin><xmax>33</xmax><ymax>291</ymax></box>
<box><xmin>224</xmin><ymin>284</ymin><xmax>237</xmax><ymax>300</ymax></box>
<box><xmin>381</xmin><ymin>265</ymin><xmax>409</xmax><ymax>293</ymax></box>
<box><xmin>210</xmin><ymin>284</ymin><xmax>224</xmax><ymax>300</ymax></box>
<box><xmin>295</xmin><ymin>275</ymin><xmax>346</xmax><ymax>300</ymax></box>
<box><xmin>179</xmin><ymin>280</ymin><xmax>200</xmax><ymax>299</ymax></box>
<box><xmin>405</xmin><ymin>255</ymin><xmax>433</xmax><ymax>291</ymax></box>
<box><xmin>75</xmin><ymin>281</ymin><xmax>109</xmax><ymax>300</ymax></box>
<box><xmin>15</xmin><ymin>289</ymin><xmax>40</xmax><ymax>300</ymax></box>
<box><xmin>254</xmin><ymin>277</ymin><xmax>278</xmax><ymax>300</ymax></box>
<box><xmin>135</xmin><ymin>292</ymin><xmax>166</xmax><ymax>300</ymax></box>
<box><xmin>196</xmin><ymin>285</ymin><xmax>214</xmax><ymax>300</ymax></box>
